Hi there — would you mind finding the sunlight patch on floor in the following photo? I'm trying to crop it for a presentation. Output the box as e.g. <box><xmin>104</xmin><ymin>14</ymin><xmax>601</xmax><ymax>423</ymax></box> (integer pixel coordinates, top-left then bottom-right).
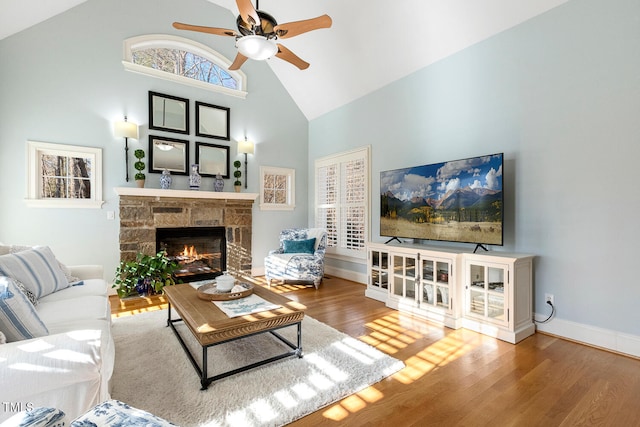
<box><xmin>394</xmin><ymin>332</ymin><xmax>477</xmax><ymax>384</ymax></box>
<box><xmin>322</xmin><ymin>386</ymin><xmax>385</xmax><ymax>421</ymax></box>
<box><xmin>111</xmin><ymin>303</ymin><xmax>167</xmax><ymax>318</ymax></box>
<box><xmin>363</xmin><ymin>313</ymin><xmax>480</xmax><ymax>388</ymax></box>
<box><xmin>318</xmin><ymin>312</ymin><xmax>481</xmax><ymax>422</ymax></box>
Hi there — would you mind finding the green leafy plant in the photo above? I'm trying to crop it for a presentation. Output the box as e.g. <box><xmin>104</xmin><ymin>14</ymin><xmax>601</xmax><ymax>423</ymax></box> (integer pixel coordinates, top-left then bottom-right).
<box><xmin>113</xmin><ymin>251</ymin><xmax>180</xmax><ymax>298</ymax></box>
<box><xmin>134</xmin><ymin>149</ymin><xmax>146</xmax><ymax>181</ymax></box>
<box><xmin>233</xmin><ymin>160</ymin><xmax>242</xmax><ymax>187</ymax></box>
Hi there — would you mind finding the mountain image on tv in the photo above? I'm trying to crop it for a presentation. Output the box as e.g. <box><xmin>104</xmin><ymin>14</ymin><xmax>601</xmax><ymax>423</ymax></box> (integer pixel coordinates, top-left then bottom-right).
<box><xmin>380</xmin><ymin>153</ymin><xmax>504</xmax><ymax>245</ymax></box>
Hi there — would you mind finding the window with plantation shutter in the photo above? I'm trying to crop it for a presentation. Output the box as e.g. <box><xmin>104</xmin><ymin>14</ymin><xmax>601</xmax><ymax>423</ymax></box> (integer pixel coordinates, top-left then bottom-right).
<box><xmin>315</xmin><ymin>147</ymin><xmax>370</xmax><ymax>259</ymax></box>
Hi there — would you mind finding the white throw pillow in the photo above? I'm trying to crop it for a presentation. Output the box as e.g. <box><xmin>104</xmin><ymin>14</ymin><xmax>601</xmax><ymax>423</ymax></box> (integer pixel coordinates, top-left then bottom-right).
<box><xmin>0</xmin><ymin>246</ymin><xmax>70</xmax><ymax>299</ymax></box>
<box><xmin>0</xmin><ymin>330</ymin><xmax>6</xmax><ymax>344</ymax></box>
<box><xmin>0</xmin><ymin>276</ymin><xmax>49</xmax><ymax>342</ymax></box>
<box><xmin>306</xmin><ymin>228</ymin><xmax>326</xmax><ymax>251</ymax></box>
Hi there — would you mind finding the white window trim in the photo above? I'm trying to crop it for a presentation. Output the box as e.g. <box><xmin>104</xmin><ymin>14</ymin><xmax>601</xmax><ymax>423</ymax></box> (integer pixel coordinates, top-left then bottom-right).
<box><xmin>315</xmin><ymin>146</ymin><xmax>371</xmax><ymax>260</ymax></box>
<box><xmin>122</xmin><ymin>34</ymin><xmax>248</xmax><ymax>99</ymax></box>
<box><xmin>259</xmin><ymin>166</ymin><xmax>296</xmax><ymax>211</ymax></box>
<box><xmin>25</xmin><ymin>141</ymin><xmax>104</xmax><ymax>209</ymax></box>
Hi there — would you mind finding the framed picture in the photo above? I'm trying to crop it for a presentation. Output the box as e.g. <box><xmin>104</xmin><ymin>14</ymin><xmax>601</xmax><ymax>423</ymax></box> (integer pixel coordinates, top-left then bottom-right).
<box><xmin>149</xmin><ymin>91</ymin><xmax>189</xmax><ymax>134</ymax></box>
<box><xmin>195</xmin><ymin>101</ymin><xmax>230</xmax><ymax>140</ymax></box>
<box><xmin>26</xmin><ymin>141</ymin><xmax>103</xmax><ymax>208</ymax></box>
<box><xmin>148</xmin><ymin>135</ymin><xmax>189</xmax><ymax>175</ymax></box>
<box><xmin>196</xmin><ymin>142</ymin><xmax>230</xmax><ymax>178</ymax></box>
<box><xmin>260</xmin><ymin>166</ymin><xmax>295</xmax><ymax>211</ymax></box>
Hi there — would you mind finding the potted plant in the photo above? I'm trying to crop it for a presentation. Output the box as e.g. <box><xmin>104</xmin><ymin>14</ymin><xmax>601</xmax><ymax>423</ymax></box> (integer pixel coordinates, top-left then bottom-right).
<box><xmin>134</xmin><ymin>149</ymin><xmax>146</xmax><ymax>188</ymax></box>
<box><xmin>113</xmin><ymin>251</ymin><xmax>180</xmax><ymax>298</ymax></box>
<box><xmin>233</xmin><ymin>160</ymin><xmax>242</xmax><ymax>192</ymax></box>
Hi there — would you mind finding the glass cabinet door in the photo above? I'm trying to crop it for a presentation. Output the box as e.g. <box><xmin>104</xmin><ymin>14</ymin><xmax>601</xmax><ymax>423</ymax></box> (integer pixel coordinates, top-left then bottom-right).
<box><xmin>370</xmin><ymin>250</ymin><xmax>389</xmax><ymax>290</ymax></box>
<box><xmin>467</xmin><ymin>262</ymin><xmax>507</xmax><ymax>324</ymax></box>
<box><xmin>391</xmin><ymin>254</ymin><xmax>416</xmax><ymax>300</ymax></box>
<box><xmin>420</xmin><ymin>258</ymin><xmax>451</xmax><ymax>310</ymax></box>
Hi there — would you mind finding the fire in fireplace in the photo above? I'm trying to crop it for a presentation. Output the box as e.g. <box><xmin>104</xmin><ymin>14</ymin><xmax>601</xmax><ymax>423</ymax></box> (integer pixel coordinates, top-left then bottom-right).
<box><xmin>156</xmin><ymin>227</ymin><xmax>226</xmax><ymax>282</ymax></box>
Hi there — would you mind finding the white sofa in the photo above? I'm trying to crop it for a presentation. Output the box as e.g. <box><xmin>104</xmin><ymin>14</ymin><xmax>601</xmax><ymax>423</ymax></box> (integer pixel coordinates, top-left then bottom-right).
<box><xmin>0</xmin><ymin>250</ymin><xmax>114</xmax><ymax>423</ymax></box>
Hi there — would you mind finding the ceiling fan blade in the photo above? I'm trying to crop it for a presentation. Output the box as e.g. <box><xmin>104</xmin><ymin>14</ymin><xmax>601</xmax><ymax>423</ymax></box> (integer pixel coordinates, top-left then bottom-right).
<box><xmin>229</xmin><ymin>52</ymin><xmax>249</xmax><ymax>70</ymax></box>
<box><xmin>275</xmin><ymin>44</ymin><xmax>310</xmax><ymax>70</ymax></box>
<box><xmin>173</xmin><ymin>22</ymin><xmax>238</xmax><ymax>37</ymax></box>
<box><xmin>236</xmin><ymin>0</ymin><xmax>261</xmax><ymax>27</ymax></box>
<box><xmin>274</xmin><ymin>14</ymin><xmax>332</xmax><ymax>39</ymax></box>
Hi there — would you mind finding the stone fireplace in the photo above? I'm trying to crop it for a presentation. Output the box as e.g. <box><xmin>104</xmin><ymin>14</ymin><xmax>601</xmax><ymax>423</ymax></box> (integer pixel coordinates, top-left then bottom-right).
<box><xmin>115</xmin><ymin>188</ymin><xmax>258</xmax><ymax>278</ymax></box>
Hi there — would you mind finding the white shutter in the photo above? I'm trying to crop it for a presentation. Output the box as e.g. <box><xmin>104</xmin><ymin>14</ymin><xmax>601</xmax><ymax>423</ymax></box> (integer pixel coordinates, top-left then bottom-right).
<box><xmin>315</xmin><ymin>147</ymin><xmax>369</xmax><ymax>259</ymax></box>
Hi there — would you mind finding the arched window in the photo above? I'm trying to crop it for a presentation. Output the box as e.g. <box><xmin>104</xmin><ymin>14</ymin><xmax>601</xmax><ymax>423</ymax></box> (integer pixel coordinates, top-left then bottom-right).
<box><xmin>122</xmin><ymin>35</ymin><xmax>247</xmax><ymax>99</ymax></box>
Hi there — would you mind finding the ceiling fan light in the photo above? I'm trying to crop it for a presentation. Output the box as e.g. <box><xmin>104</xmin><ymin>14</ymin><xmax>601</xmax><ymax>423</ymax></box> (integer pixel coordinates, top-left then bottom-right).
<box><xmin>236</xmin><ymin>35</ymin><xmax>278</xmax><ymax>60</ymax></box>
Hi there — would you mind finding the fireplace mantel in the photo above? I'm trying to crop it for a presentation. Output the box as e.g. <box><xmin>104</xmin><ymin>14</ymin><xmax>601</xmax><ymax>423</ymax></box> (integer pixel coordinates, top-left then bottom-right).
<box><xmin>114</xmin><ymin>187</ymin><xmax>258</xmax><ymax>201</ymax></box>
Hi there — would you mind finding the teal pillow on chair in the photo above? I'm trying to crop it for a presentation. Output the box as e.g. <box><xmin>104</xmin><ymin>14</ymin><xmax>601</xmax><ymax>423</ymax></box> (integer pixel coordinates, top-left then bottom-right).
<box><xmin>283</xmin><ymin>238</ymin><xmax>316</xmax><ymax>254</ymax></box>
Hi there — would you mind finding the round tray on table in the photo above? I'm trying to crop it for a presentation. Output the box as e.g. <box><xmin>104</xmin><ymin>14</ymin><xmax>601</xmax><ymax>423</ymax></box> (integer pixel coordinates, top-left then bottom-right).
<box><xmin>196</xmin><ymin>281</ymin><xmax>254</xmax><ymax>301</ymax></box>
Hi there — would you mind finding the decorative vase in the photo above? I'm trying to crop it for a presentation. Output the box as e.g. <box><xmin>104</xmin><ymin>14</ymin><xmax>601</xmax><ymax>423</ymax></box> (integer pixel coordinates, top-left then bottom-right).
<box><xmin>189</xmin><ymin>164</ymin><xmax>201</xmax><ymax>190</ymax></box>
<box><xmin>135</xmin><ymin>179</ymin><xmax>145</xmax><ymax>188</ymax></box>
<box><xmin>135</xmin><ymin>278</ymin><xmax>150</xmax><ymax>296</ymax></box>
<box><xmin>160</xmin><ymin>169</ymin><xmax>172</xmax><ymax>190</ymax></box>
<box><xmin>213</xmin><ymin>174</ymin><xmax>224</xmax><ymax>192</ymax></box>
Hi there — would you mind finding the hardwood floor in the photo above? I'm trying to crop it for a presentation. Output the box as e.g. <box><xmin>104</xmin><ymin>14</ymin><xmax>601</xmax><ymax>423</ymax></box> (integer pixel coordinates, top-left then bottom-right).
<box><xmin>110</xmin><ymin>277</ymin><xmax>640</xmax><ymax>426</ymax></box>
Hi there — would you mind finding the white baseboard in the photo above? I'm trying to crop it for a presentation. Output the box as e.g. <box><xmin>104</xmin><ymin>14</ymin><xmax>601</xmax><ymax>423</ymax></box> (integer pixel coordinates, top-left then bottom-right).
<box><xmin>324</xmin><ymin>265</ymin><xmax>366</xmax><ymax>284</ymax></box>
<box><xmin>247</xmin><ymin>265</ymin><xmax>366</xmax><ymax>285</ymax></box>
<box><xmin>534</xmin><ymin>312</ymin><xmax>640</xmax><ymax>358</ymax></box>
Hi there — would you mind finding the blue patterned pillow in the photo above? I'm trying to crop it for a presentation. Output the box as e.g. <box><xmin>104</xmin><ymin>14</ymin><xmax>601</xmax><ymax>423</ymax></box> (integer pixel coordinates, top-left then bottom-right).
<box><xmin>3</xmin><ymin>407</ymin><xmax>65</xmax><ymax>427</ymax></box>
<box><xmin>283</xmin><ymin>238</ymin><xmax>316</xmax><ymax>254</ymax></box>
<box><xmin>0</xmin><ymin>276</ymin><xmax>49</xmax><ymax>342</ymax></box>
<box><xmin>71</xmin><ymin>400</ymin><xmax>176</xmax><ymax>426</ymax></box>
<box><xmin>0</xmin><ymin>246</ymin><xmax>70</xmax><ymax>299</ymax></box>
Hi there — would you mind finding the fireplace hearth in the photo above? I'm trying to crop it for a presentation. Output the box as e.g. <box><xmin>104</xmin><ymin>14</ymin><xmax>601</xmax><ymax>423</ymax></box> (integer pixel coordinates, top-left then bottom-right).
<box><xmin>157</xmin><ymin>227</ymin><xmax>226</xmax><ymax>283</ymax></box>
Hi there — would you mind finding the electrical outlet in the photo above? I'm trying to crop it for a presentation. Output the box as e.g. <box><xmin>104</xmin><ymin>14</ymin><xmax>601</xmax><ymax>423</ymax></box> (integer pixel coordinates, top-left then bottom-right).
<box><xmin>545</xmin><ymin>293</ymin><xmax>554</xmax><ymax>305</ymax></box>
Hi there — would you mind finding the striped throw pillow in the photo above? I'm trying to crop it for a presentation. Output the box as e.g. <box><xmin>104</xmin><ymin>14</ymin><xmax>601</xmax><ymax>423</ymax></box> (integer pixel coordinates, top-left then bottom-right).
<box><xmin>0</xmin><ymin>276</ymin><xmax>49</xmax><ymax>342</ymax></box>
<box><xmin>0</xmin><ymin>246</ymin><xmax>70</xmax><ymax>299</ymax></box>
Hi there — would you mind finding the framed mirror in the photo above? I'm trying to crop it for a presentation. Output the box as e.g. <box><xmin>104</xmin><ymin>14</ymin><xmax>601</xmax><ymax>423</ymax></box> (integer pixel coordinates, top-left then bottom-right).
<box><xmin>196</xmin><ymin>142</ymin><xmax>230</xmax><ymax>178</ymax></box>
<box><xmin>195</xmin><ymin>101</ymin><xmax>230</xmax><ymax>140</ymax></box>
<box><xmin>148</xmin><ymin>135</ymin><xmax>189</xmax><ymax>175</ymax></box>
<box><xmin>149</xmin><ymin>91</ymin><xmax>189</xmax><ymax>134</ymax></box>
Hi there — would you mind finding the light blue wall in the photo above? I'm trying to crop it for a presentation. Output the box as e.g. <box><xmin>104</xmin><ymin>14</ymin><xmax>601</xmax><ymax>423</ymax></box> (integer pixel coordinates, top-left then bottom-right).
<box><xmin>310</xmin><ymin>0</ymin><xmax>640</xmax><ymax>335</ymax></box>
<box><xmin>0</xmin><ymin>0</ymin><xmax>309</xmax><ymax>282</ymax></box>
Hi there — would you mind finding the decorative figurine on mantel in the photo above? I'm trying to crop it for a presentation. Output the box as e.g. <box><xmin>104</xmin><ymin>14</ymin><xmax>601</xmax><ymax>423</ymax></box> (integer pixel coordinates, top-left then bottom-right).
<box><xmin>214</xmin><ymin>173</ymin><xmax>224</xmax><ymax>192</ymax></box>
<box><xmin>189</xmin><ymin>164</ymin><xmax>201</xmax><ymax>190</ymax></box>
<box><xmin>160</xmin><ymin>169</ymin><xmax>172</xmax><ymax>190</ymax></box>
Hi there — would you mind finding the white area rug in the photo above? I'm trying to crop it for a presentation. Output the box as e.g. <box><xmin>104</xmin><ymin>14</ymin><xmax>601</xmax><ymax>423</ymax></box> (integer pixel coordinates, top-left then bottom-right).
<box><xmin>110</xmin><ymin>309</ymin><xmax>404</xmax><ymax>426</ymax></box>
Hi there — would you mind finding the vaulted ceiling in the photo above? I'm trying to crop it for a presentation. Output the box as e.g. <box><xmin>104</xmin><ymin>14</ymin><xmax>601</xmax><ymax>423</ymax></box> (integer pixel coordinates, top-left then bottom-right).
<box><xmin>1</xmin><ymin>0</ymin><xmax>569</xmax><ymax>120</ymax></box>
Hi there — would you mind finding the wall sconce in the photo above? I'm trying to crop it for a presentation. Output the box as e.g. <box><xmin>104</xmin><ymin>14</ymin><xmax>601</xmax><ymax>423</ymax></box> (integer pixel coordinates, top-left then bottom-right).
<box><xmin>238</xmin><ymin>137</ymin><xmax>254</xmax><ymax>189</ymax></box>
<box><xmin>114</xmin><ymin>116</ymin><xmax>139</xmax><ymax>182</ymax></box>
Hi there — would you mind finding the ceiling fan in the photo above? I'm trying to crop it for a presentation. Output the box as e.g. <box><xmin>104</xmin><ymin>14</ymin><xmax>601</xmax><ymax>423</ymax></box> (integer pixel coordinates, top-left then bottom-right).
<box><xmin>172</xmin><ymin>0</ymin><xmax>332</xmax><ymax>70</ymax></box>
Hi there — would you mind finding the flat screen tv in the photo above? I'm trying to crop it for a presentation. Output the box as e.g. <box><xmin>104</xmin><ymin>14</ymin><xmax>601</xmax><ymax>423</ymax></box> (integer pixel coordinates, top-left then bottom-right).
<box><xmin>380</xmin><ymin>153</ymin><xmax>503</xmax><ymax>247</ymax></box>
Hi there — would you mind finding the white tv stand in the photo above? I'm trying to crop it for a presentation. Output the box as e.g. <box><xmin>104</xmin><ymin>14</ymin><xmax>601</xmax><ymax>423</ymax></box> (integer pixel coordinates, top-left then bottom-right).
<box><xmin>366</xmin><ymin>241</ymin><xmax>535</xmax><ymax>344</ymax></box>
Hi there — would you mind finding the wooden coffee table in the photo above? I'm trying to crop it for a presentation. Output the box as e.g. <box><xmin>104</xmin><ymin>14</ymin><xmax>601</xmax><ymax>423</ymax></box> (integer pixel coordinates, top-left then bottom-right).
<box><xmin>163</xmin><ymin>283</ymin><xmax>306</xmax><ymax>390</ymax></box>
